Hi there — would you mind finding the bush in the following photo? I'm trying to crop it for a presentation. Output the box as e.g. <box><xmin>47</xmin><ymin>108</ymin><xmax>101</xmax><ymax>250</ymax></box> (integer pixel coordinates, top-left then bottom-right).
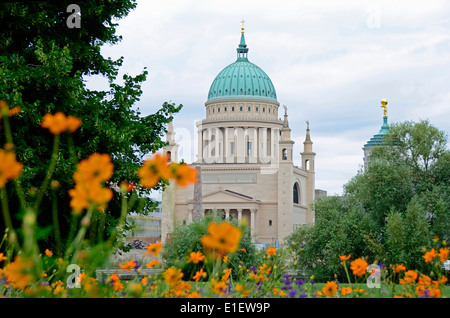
<box><xmin>162</xmin><ymin>210</ymin><xmax>257</xmax><ymax>280</ymax></box>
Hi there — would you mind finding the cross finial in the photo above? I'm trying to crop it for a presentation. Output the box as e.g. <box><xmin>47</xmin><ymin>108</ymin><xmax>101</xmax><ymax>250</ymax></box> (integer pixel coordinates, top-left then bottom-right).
<box><xmin>241</xmin><ymin>19</ymin><xmax>245</xmax><ymax>33</ymax></box>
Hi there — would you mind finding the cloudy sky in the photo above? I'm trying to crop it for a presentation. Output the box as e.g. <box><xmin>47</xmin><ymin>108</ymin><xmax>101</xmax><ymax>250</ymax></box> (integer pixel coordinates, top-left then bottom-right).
<box><xmin>86</xmin><ymin>0</ymin><xmax>450</xmax><ymax>196</ymax></box>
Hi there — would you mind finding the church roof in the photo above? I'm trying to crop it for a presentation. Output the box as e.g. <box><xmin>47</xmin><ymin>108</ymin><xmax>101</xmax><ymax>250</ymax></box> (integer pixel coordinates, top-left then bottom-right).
<box><xmin>207</xmin><ymin>31</ymin><xmax>277</xmax><ymax>102</ymax></box>
<box><xmin>364</xmin><ymin>116</ymin><xmax>389</xmax><ymax>148</ymax></box>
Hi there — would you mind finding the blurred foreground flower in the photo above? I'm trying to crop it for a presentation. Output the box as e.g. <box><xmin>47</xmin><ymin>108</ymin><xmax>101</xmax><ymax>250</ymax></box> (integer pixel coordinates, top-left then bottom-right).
<box><xmin>41</xmin><ymin>112</ymin><xmax>81</xmax><ymax>135</ymax></box>
<box><xmin>0</xmin><ymin>150</ymin><xmax>23</xmax><ymax>188</ymax></box>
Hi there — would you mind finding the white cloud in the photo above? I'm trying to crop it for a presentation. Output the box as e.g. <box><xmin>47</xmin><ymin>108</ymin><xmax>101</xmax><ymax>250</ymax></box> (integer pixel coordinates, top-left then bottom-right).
<box><xmin>85</xmin><ymin>0</ymin><xmax>450</xmax><ymax>196</ymax></box>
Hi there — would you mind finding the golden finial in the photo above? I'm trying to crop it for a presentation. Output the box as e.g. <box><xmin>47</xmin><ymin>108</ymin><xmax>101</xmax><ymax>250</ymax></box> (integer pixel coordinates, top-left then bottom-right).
<box><xmin>241</xmin><ymin>19</ymin><xmax>245</xmax><ymax>34</ymax></box>
<box><xmin>381</xmin><ymin>99</ymin><xmax>388</xmax><ymax>117</ymax></box>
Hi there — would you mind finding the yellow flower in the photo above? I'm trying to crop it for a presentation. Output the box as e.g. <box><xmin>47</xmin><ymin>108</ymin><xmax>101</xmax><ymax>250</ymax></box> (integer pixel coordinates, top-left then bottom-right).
<box><xmin>322</xmin><ymin>281</ymin><xmax>338</xmax><ymax>297</ymax></box>
<box><xmin>200</xmin><ymin>222</ymin><xmax>242</xmax><ymax>255</ymax></box>
<box><xmin>138</xmin><ymin>153</ymin><xmax>171</xmax><ymax>189</ymax></box>
<box><xmin>163</xmin><ymin>267</ymin><xmax>183</xmax><ymax>286</ymax></box>
<box><xmin>350</xmin><ymin>258</ymin><xmax>368</xmax><ymax>277</ymax></box>
<box><xmin>0</xmin><ymin>150</ymin><xmax>23</xmax><ymax>188</ymax></box>
<box><xmin>187</xmin><ymin>251</ymin><xmax>205</xmax><ymax>264</ymax></box>
<box><xmin>223</xmin><ymin>255</ymin><xmax>228</xmax><ymax>263</ymax></box>
<box><xmin>44</xmin><ymin>249</ymin><xmax>53</xmax><ymax>257</ymax></box>
<box><xmin>259</xmin><ymin>264</ymin><xmax>272</xmax><ymax>275</ymax></box>
<box><xmin>145</xmin><ymin>241</ymin><xmax>163</xmax><ymax>256</ymax></box>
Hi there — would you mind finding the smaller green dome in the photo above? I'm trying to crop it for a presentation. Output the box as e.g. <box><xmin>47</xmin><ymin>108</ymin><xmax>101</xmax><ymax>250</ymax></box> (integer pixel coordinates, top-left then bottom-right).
<box><xmin>364</xmin><ymin>116</ymin><xmax>389</xmax><ymax>147</ymax></box>
<box><xmin>207</xmin><ymin>32</ymin><xmax>277</xmax><ymax>102</ymax></box>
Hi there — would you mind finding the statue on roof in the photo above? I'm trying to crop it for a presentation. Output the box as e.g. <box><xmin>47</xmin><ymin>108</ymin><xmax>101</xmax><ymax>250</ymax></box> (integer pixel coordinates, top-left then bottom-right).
<box><xmin>381</xmin><ymin>99</ymin><xmax>388</xmax><ymax>117</ymax></box>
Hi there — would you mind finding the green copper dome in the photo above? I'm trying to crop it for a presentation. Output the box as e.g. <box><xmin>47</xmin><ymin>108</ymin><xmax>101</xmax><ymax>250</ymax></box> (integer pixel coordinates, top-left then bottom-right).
<box><xmin>364</xmin><ymin>116</ymin><xmax>389</xmax><ymax>147</ymax></box>
<box><xmin>207</xmin><ymin>32</ymin><xmax>277</xmax><ymax>102</ymax></box>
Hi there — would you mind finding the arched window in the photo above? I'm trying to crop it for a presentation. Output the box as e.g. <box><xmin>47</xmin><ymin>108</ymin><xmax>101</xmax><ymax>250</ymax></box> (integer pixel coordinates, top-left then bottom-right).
<box><xmin>167</xmin><ymin>151</ymin><xmax>171</xmax><ymax>162</ymax></box>
<box><xmin>282</xmin><ymin>149</ymin><xmax>287</xmax><ymax>160</ymax></box>
<box><xmin>293</xmin><ymin>183</ymin><xmax>300</xmax><ymax>204</ymax></box>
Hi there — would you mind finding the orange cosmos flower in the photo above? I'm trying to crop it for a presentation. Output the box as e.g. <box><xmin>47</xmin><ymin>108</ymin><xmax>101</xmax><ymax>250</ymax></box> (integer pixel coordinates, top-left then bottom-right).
<box><xmin>44</xmin><ymin>249</ymin><xmax>53</xmax><ymax>257</ymax></box>
<box><xmin>210</xmin><ymin>278</ymin><xmax>227</xmax><ymax>295</ymax></box>
<box><xmin>0</xmin><ymin>100</ymin><xmax>21</xmax><ymax>119</ymax></box>
<box><xmin>145</xmin><ymin>241</ymin><xmax>163</xmax><ymax>256</ymax></box>
<box><xmin>322</xmin><ymin>281</ymin><xmax>338</xmax><ymax>297</ymax></box>
<box><xmin>3</xmin><ymin>256</ymin><xmax>34</xmax><ymax>289</ymax></box>
<box><xmin>393</xmin><ymin>264</ymin><xmax>406</xmax><ymax>273</ymax></box>
<box><xmin>438</xmin><ymin>247</ymin><xmax>449</xmax><ymax>262</ymax></box>
<box><xmin>235</xmin><ymin>283</ymin><xmax>250</xmax><ymax>297</ymax></box>
<box><xmin>163</xmin><ymin>267</ymin><xmax>183</xmax><ymax>286</ymax></box>
<box><xmin>69</xmin><ymin>182</ymin><xmax>113</xmax><ymax>213</ymax></box>
<box><xmin>200</xmin><ymin>222</ymin><xmax>242</xmax><ymax>255</ymax></box>
<box><xmin>350</xmin><ymin>258</ymin><xmax>368</xmax><ymax>277</ymax></box>
<box><xmin>41</xmin><ymin>112</ymin><xmax>81</xmax><ymax>135</ymax></box>
<box><xmin>221</xmin><ymin>268</ymin><xmax>232</xmax><ymax>282</ymax></box>
<box><xmin>146</xmin><ymin>259</ymin><xmax>159</xmax><ymax>268</ymax></box>
<box><xmin>192</xmin><ymin>268</ymin><xmax>206</xmax><ymax>282</ymax></box>
<box><xmin>169</xmin><ymin>162</ymin><xmax>197</xmax><ymax>187</ymax></box>
<box><xmin>423</xmin><ymin>248</ymin><xmax>438</xmax><ymax>263</ymax></box>
<box><xmin>400</xmin><ymin>270</ymin><xmax>418</xmax><ymax>285</ymax></box>
<box><xmin>266</xmin><ymin>247</ymin><xmax>276</xmax><ymax>256</ymax></box>
<box><xmin>339</xmin><ymin>254</ymin><xmax>351</xmax><ymax>265</ymax></box>
<box><xmin>73</xmin><ymin>153</ymin><xmax>114</xmax><ymax>184</ymax></box>
<box><xmin>0</xmin><ymin>150</ymin><xmax>23</xmax><ymax>188</ymax></box>
<box><xmin>138</xmin><ymin>153</ymin><xmax>171</xmax><ymax>188</ymax></box>
<box><xmin>341</xmin><ymin>286</ymin><xmax>352</xmax><ymax>296</ymax></box>
<box><xmin>187</xmin><ymin>251</ymin><xmax>205</xmax><ymax>264</ymax></box>
<box><xmin>119</xmin><ymin>260</ymin><xmax>139</xmax><ymax>272</ymax></box>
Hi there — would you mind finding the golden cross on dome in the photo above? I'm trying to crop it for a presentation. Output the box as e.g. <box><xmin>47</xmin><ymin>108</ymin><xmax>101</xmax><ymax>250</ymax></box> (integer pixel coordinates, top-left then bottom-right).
<box><xmin>241</xmin><ymin>19</ymin><xmax>245</xmax><ymax>33</ymax></box>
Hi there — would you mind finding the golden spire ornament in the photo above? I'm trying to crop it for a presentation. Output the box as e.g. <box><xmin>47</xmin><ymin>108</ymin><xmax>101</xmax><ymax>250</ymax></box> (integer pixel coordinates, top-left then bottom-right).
<box><xmin>381</xmin><ymin>99</ymin><xmax>388</xmax><ymax>117</ymax></box>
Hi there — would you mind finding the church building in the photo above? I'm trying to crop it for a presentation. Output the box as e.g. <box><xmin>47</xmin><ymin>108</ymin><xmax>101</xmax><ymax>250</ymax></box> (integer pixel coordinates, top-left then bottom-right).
<box><xmin>161</xmin><ymin>25</ymin><xmax>316</xmax><ymax>244</ymax></box>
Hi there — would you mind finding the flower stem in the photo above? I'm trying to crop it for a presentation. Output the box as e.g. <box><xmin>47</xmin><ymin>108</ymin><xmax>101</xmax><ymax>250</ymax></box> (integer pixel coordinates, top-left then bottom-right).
<box><xmin>0</xmin><ymin>187</ymin><xmax>21</xmax><ymax>252</ymax></box>
<box><xmin>51</xmin><ymin>189</ymin><xmax>63</xmax><ymax>256</ymax></box>
<box><xmin>34</xmin><ymin>134</ymin><xmax>60</xmax><ymax>211</ymax></box>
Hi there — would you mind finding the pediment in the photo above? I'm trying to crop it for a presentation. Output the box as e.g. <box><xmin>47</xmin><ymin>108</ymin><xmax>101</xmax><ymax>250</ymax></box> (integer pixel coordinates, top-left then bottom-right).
<box><xmin>188</xmin><ymin>189</ymin><xmax>259</xmax><ymax>204</ymax></box>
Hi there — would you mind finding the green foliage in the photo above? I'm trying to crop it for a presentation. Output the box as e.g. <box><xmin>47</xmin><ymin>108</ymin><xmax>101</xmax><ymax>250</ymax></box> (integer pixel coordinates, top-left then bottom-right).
<box><xmin>0</xmin><ymin>1</ymin><xmax>182</xmax><ymax>250</ymax></box>
<box><xmin>162</xmin><ymin>210</ymin><xmax>257</xmax><ymax>281</ymax></box>
<box><xmin>286</xmin><ymin>196</ymin><xmax>377</xmax><ymax>282</ymax></box>
<box><xmin>288</xmin><ymin>120</ymin><xmax>449</xmax><ymax>281</ymax></box>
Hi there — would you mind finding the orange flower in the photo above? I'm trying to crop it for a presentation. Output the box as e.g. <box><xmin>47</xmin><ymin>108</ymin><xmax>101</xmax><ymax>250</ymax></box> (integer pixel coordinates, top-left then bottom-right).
<box><xmin>187</xmin><ymin>251</ymin><xmax>205</xmax><ymax>264</ymax></box>
<box><xmin>145</xmin><ymin>241</ymin><xmax>163</xmax><ymax>256</ymax></box>
<box><xmin>0</xmin><ymin>150</ymin><xmax>23</xmax><ymax>188</ymax></box>
<box><xmin>44</xmin><ymin>249</ymin><xmax>53</xmax><ymax>257</ymax></box>
<box><xmin>41</xmin><ymin>112</ymin><xmax>81</xmax><ymax>135</ymax></box>
<box><xmin>0</xmin><ymin>100</ymin><xmax>21</xmax><ymax>119</ymax></box>
<box><xmin>192</xmin><ymin>268</ymin><xmax>206</xmax><ymax>282</ymax></box>
<box><xmin>339</xmin><ymin>254</ymin><xmax>351</xmax><ymax>265</ymax></box>
<box><xmin>438</xmin><ymin>247</ymin><xmax>449</xmax><ymax>263</ymax></box>
<box><xmin>69</xmin><ymin>182</ymin><xmax>113</xmax><ymax>213</ymax></box>
<box><xmin>341</xmin><ymin>286</ymin><xmax>352</xmax><ymax>296</ymax></box>
<box><xmin>119</xmin><ymin>260</ymin><xmax>139</xmax><ymax>272</ymax></box>
<box><xmin>200</xmin><ymin>222</ymin><xmax>242</xmax><ymax>255</ymax></box>
<box><xmin>350</xmin><ymin>258</ymin><xmax>368</xmax><ymax>277</ymax></box>
<box><xmin>145</xmin><ymin>259</ymin><xmax>159</xmax><ymax>268</ymax></box>
<box><xmin>393</xmin><ymin>264</ymin><xmax>406</xmax><ymax>273</ymax></box>
<box><xmin>163</xmin><ymin>267</ymin><xmax>183</xmax><ymax>286</ymax></box>
<box><xmin>235</xmin><ymin>283</ymin><xmax>250</xmax><ymax>297</ymax></box>
<box><xmin>400</xmin><ymin>270</ymin><xmax>418</xmax><ymax>285</ymax></box>
<box><xmin>3</xmin><ymin>256</ymin><xmax>34</xmax><ymax>289</ymax></box>
<box><xmin>322</xmin><ymin>281</ymin><xmax>338</xmax><ymax>297</ymax></box>
<box><xmin>169</xmin><ymin>163</ymin><xmax>197</xmax><ymax>187</ymax></box>
<box><xmin>0</xmin><ymin>253</ymin><xmax>7</xmax><ymax>262</ymax></box>
<box><xmin>138</xmin><ymin>153</ymin><xmax>171</xmax><ymax>189</ymax></box>
<box><xmin>108</xmin><ymin>272</ymin><xmax>124</xmax><ymax>292</ymax></box>
<box><xmin>73</xmin><ymin>153</ymin><xmax>114</xmax><ymax>184</ymax></box>
<box><xmin>221</xmin><ymin>268</ymin><xmax>232</xmax><ymax>282</ymax></box>
<box><xmin>266</xmin><ymin>247</ymin><xmax>276</xmax><ymax>256</ymax></box>
<box><xmin>187</xmin><ymin>291</ymin><xmax>202</xmax><ymax>298</ymax></box>
<box><xmin>423</xmin><ymin>248</ymin><xmax>438</xmax><ymax>263</ymax></box>
<box><xmin>210</xmin><ymin>278</ymin><xmax>227</xmax><ymax>295</ymax></box>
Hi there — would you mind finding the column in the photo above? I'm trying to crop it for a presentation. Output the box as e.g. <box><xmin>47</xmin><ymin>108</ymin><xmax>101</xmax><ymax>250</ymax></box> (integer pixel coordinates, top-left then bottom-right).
<box><xmin>188</xmin><ymin>208</ymin><xmax>193</xmax><ymax>224</ymax></box>
<box><xmin>250</xmin><ymin>208</ymin><xmax>256</xmax><ymax>237</ymax></box>
<box><xmin>224</xmin><ymin>208</ymin><xmax>230</xmax><ymax>220</ymax></box>
<box><xmin>197</xmin><ymin>128</ymin><xmax>203</xmax><ymax>162</ymax></box>
<box><xmin>237</xmin><ymin>208</ymin><xmax>242</xmax><ymax>225</ymax></box>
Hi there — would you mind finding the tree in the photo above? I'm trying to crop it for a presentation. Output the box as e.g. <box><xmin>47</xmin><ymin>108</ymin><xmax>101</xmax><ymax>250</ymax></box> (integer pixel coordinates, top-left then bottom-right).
<box><xmin>0</xmin><ymin>1</ymin><xmax>181</xmax><ymax>252</ymax></box>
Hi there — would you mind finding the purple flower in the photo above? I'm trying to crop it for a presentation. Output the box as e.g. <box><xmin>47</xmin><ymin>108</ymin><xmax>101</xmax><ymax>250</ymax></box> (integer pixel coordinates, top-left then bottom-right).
<box><xmin>299</xmin><ymin>293</ymin><xmax>308</xmax><ymax>298</ymax></box>
<box><xmin>296</xmin><ymin>279</ymin><xmax>305</xmax><ymax>287</ymax></box>
<box><xmin>289</xmin><ymin>290</ymin><xmax>297</xmax><ymax>298</ymax></box>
